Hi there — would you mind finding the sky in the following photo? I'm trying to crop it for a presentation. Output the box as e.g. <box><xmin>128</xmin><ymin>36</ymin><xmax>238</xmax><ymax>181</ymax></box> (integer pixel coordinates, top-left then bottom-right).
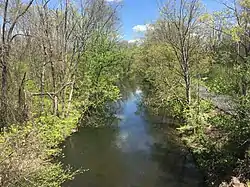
<box><xmin>106</xmin><ymin>0</ymin><xmax>224</xmax><ymax>42</ymax></box>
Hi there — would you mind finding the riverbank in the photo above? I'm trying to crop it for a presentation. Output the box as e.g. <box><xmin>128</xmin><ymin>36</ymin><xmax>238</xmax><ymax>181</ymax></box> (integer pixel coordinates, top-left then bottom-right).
<box><xmin>176</xmin><ymin>87</ymin><xmax>249</xmax><ymax>186</ymax></box>
<box><xmin>0</xmin><ymin>111</ymin><xmax>80</xmax><ymax>187</ymax></box>
<box><xmin>136</xmin><ymin>80</ymin><xmax>249</xmax><ymax>186</ymax></box>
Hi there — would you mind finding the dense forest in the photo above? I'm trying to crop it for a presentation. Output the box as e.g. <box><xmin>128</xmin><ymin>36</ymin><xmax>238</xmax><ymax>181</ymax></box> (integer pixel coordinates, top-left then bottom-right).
<box><xmin>0</xmin><ymin>0</ymin><xmax>249</xmax><ymax>186</ymax></box>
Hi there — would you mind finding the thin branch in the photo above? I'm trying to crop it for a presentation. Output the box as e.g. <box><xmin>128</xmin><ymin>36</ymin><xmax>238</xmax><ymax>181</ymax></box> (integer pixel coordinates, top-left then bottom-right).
<box><xmin>7</xmin><ymin>0</ymin><xmax>35</xmax><ymax>42</ymax></box>
<box><xmin>10</xmin><ymin>33</ymin><xmax>33</xmax><ymax>41</ymax></box>
<box><xmin>2</xmin><ymin>0</ymin><xmax>9</xmax><ymax>44</ymax></box>
<box><xmin>31</xmin><ymin>82</ymin><xmax>73</xmax><ymax>98</ymax></box>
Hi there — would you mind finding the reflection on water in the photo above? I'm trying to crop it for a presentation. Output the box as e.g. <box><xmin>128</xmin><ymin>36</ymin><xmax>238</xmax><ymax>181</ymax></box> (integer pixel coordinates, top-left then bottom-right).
<box><xmin>61</xmin><ymin>90</ymin><xmax>204</xmax><ymax>187</ymax></box>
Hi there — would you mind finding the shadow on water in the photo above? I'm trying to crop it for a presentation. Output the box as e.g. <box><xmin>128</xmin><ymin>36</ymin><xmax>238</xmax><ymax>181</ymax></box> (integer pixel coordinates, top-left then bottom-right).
<box><xmin>60</xmin><ymin>90</ymin><xmax>204</xmax><ymax>187</ymax></box>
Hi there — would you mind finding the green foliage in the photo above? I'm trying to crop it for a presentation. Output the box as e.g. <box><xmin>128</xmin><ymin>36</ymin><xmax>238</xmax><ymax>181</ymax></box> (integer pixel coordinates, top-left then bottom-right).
<box><xmin>205</xmin><ymin>64</ymin><xmax>239</xmax><ymax>95</ymax></box>
<box><xmin>131</xmin><ymin>0</ymin><xmax>250</xmax><ymax>186</ymax></box>
<box><xmin>37</xmin><ymin>112</ymin><xmax>80</xmax><ymax>153</ymax></box>
<box><xmin>177</xmin><ymin>95</ymin><xmax>250</xmax><ymax>185</ymax></box>
<box><xmin>247</xmin><ymin>180</ymin><xmax>250</xmax><ymax>187</ymax></box>
<box><xmin>0</xmin><ymin>33</ymin><xmax>131</xmax><ymax>185</ymax></box>
<box><xmin>15</xmin><ymin>164</ymin><xmax>75</xmax><ymax>187</ymax></box>
<box><xmin>0</xmin><ymin>111</ymin><xmax>80</xmax><ymax>187</ymax></box>
<box><xmin>74</xmin><ymin>33</ymin><xmax>132</xmax><ymax>123</ymax></box>
<box><xmin>134</xmin><ymin>41</ymin><xmax>187</xmax><ymax>117</ymax></box>
<box><xmin>0</xmin><ymin>0</ymin><xmax>131</xmax><ymax>186</ymax></box>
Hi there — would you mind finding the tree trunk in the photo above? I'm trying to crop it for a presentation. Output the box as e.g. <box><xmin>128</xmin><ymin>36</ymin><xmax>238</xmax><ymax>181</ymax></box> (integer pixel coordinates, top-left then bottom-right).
<box><xmin>53</xmin><ymin>95</ymin><xmax>58</xmax><ymax>116</ymax></box>
<box><xmin>18</xmin><ymin>73</ymin><xmax>27</xmax><ymax>122</ymax></box>
<box><xmin>40</xmin><ymin>59</ymin><xmax>46</xmax><ymax>114</ymax></box>
<box><xmin>51</xmin><ymin>61</ymin><xmax>58</xmax><ymax>116</ymax></box>
<box><xmin>0</xmin><ymin>60</ymin><xmax>8</xmax><ymax>128</ymax></box>
<box><xmin>61</xmin><ymin>88</ymin><xmax>66</xmax><ymax>117</ymax></box>
<box><xmin>0</xmin><ymin>44</ymin><xmax>9</xmax><ymax>128</ymax></box>
<box><xmin>184</xmin><ymin>72</ymin><xmax>191</xmax><ymax>105</ymax></box>
<box><xmin>66</xmin><ymin>76</ymin><xmax>75</xmax><ymax>117</ymax></box>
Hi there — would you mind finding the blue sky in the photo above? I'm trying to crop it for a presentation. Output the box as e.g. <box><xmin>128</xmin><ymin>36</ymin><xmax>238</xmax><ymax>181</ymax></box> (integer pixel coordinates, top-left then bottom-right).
<box><xmin>107</xmin><ymin>0</ymin><xmax>224</xmax><ymax>41</ymax></box>
<box><xmin>120</xmin><ymin>0</ymin><xmax>160</xmax><ymax>40</ymax></box>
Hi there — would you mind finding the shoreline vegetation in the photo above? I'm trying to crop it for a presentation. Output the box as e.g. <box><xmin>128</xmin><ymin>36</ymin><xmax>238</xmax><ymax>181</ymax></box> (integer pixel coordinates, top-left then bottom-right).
<box><xmin>132</xmin><ymin>0</ymin><xmax>250</xmax><ymax>185</ymax></box>
<box><xmin>0</xmin><ymin>0</ymin><xmax>249</xmax><ymax>186</ymax></box>
<box><xmin>0</xmin><ymin>0</ymin><xmax>134</xmax><ymax>185</ymax></box>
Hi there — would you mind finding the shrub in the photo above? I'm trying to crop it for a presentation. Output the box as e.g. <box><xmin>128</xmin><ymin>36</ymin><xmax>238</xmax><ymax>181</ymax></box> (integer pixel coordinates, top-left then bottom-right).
<box><xmin>0</xmin><ymin>111</ymin><xmax>80</xmax><ymax>187</ymax></box>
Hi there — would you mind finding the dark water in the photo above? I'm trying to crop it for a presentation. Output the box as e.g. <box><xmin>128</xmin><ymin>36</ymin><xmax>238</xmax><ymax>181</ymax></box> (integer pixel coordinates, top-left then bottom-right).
<box><xmin>61</xmin><ymin>90</ymin><xmax>203</xmax><ymax>187</ymax></box>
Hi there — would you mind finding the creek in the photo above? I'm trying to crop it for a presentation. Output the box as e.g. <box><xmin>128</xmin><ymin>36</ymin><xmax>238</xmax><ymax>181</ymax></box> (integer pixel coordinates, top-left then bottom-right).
<box><xmin>61</xmin><ymin>90</ymin><xmax>203</xmax><ymax>187</ymax></box>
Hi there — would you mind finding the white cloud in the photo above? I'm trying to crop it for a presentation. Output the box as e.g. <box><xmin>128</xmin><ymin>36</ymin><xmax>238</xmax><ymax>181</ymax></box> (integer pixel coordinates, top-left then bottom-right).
<box><xmin>132</xmin><ymin>24</ymin><xmax>154</xmax><ymax>33</ymax></box>
<box><xmin>127</xmin><ymin>39</ymin><xmax>144</xmax><ymax>45</ymax></box>
<box><xmin>128</xmin><ymin>39</ymin><xmax>141</xmax><ymax>43</ymax></box>
<box><xmin>105</xmin><ymin>0</ymin><xmax>122</xmax><ymax>2</ymax></box>
<box><xmin>133</xmin><ymin>25</ymin><xmax>148</xmax><ymax>32</ymax></box>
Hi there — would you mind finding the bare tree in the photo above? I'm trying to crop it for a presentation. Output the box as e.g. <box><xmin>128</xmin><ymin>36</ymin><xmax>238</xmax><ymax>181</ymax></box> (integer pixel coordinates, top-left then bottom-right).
<box><xmin>0</xmin><ymin>0</ymin><xmax>120</xmax><ymax>128</ymax></box>
<box><xmin>157</xmin><ymin>0</ymin><xmax>203</xmax><ymax>105</ymax></box>
<box><xmin>0</xmin><ymin>0</ymin><xmax>34</xmax><ymax>127</ymax></box>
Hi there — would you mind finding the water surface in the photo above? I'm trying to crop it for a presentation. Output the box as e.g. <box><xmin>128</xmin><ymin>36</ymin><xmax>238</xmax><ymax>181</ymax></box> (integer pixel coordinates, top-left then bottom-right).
<box><xmin>61</xmin><ymin>91</ymin><xmax>203</xmax><ymax>187</ymax></box>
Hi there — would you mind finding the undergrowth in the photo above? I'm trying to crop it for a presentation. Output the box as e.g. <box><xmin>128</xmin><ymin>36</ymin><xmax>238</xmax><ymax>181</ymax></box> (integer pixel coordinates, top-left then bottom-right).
<box><xmin>0</xmin><ymin>110</ymin><xmax>81</xmax><ymax>187</ymax></box>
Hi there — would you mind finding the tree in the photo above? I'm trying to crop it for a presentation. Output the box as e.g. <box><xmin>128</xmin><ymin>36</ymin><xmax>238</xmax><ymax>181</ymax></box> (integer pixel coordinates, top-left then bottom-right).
<box><xmin>202</xmin><ymin>0</ymin><xmax>250</xmax><ymax>96</ymax></box>
<box><xmin>0</xmin><ymin>0</ymin><xmax>34</xmax><ymax>127</ymax></box>
<box><xmin>156</xmin><ymin>0</ymin><xmax>204</xmax><ymax>105</ymax></box>
<box><xmin>0</xmin><ymin>0</ymin><xmax>121</xmax><ymax>126</ymax></box>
